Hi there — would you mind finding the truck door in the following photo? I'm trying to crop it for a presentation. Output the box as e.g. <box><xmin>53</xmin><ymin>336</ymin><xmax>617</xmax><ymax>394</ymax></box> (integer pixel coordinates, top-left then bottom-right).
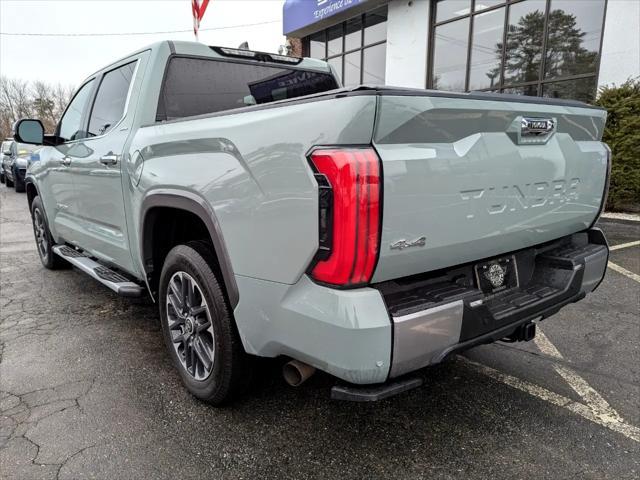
<box><xmin>66</xmin><ymin>59</ymin><xmax>140</xmax><ymax>273</ymax></box>
<box><xmin>42</xmin><ymin>78</ymin><xmax>96</xmax><ymax>243</ymax></box>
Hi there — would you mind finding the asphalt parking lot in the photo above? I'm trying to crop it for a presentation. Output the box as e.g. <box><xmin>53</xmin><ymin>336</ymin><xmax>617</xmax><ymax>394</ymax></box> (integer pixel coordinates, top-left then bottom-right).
<box><xmin>1</xmin><ymin>185</ymin><xmax>638</xmax><ymax>479</ymax></box>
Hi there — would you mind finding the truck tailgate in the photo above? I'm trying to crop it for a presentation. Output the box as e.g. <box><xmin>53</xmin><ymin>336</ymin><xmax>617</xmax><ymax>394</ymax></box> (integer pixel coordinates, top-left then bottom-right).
<box><xmin>371</xmin><ymin>93</ymin><xmax>608</xmax><ymax>283</ymax></box>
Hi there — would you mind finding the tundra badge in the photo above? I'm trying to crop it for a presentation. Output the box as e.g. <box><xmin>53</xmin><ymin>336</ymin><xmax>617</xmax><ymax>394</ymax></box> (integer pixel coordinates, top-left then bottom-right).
<box><xmin>521</xmin><ymin>117</ymin><xmax>555</xmax><ymax>136</ymax></box>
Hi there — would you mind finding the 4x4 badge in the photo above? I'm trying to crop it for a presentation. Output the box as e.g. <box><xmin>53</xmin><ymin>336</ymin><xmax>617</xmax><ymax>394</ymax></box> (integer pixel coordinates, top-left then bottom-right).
<box><xmin>390</xmin><ymin>236</ymin><xmax>426</xmax><ymax>250</ymax></box>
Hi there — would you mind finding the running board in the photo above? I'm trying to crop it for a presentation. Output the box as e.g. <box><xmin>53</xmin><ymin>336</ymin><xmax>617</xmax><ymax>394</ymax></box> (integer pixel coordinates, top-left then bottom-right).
<box><xmin>53</xmin><ymin>245</ymin><xmax>144</xmax><ymax>297</ymax></box>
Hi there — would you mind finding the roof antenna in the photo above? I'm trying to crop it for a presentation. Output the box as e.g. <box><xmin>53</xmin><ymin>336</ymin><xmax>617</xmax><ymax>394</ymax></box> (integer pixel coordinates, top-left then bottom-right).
<box><xmin>238</xmin><ymin>41</ymin><xmax>249</xmax><ymax>50</ymax></box>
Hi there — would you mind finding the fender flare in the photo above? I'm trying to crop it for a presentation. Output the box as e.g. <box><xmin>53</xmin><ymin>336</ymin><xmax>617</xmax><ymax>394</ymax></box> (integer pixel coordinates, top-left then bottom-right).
<box><xmin>24</xmin><ymin>176</ymin><xmax>41</xmax><ymax>211</ymax></box>
<box><xmin>139</xmin><ymin>189</ymin><xmax>239</xmax><ymax>308</ymax></box>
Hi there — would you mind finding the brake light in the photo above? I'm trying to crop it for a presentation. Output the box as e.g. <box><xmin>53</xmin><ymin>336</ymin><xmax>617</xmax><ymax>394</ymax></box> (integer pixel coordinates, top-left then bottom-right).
<box><xmin>308</xmin><ymin>148</ymin><xmax>381</xmax><ymax>287</ymax></box>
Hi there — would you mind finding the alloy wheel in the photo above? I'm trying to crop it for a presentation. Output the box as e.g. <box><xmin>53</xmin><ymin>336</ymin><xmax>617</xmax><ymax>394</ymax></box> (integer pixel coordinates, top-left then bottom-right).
<box><xmin>33</xmin><ymin>208</ymin><xmax>48</xmax><ymax>259</ymax></box>
<box><xmin>165</xmin><ymin>271</ymin><xmax>215</xmax><ymax>380</ymax></box>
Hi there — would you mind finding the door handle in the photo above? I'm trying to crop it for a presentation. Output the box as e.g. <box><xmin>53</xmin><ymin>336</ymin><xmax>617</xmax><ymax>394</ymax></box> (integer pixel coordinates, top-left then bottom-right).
<box><xmin>100</xmin><ymin>154</ymin><xmax>119</xmax><ymax>166</ymax></box>
<box><xmin>60</xmin><ymin>156</ymin><xmax>71</xmax><ymax>167</ymax></box>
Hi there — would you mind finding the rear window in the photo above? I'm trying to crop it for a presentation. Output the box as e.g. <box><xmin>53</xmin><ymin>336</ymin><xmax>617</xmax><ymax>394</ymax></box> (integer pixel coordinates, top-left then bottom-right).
<box><xmin>157</xmin><ymin>57</ymin><xmax>338</xmax><ymax>121</ymax></box>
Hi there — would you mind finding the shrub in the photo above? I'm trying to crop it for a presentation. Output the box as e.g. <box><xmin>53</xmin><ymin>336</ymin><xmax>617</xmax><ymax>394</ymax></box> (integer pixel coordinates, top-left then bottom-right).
<box><xmin>596</xmin><ymin>79</ymin><xmax>640</xmax><ymax>212</ymax></box>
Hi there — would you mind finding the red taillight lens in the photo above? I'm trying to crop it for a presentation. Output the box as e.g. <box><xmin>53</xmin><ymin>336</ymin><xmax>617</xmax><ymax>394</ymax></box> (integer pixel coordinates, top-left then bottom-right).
<box><xmin>309</xmin><ymin>148</ymin><xmax>381</xmax><ymax>287</ymax></box>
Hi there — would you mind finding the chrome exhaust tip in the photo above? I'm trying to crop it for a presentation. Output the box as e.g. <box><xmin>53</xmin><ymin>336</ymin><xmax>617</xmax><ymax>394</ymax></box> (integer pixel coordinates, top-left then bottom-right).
<box><xmin>282</xmin><ymin>360</ymin><xmax>316</xmax><ymax>387</ymax></box>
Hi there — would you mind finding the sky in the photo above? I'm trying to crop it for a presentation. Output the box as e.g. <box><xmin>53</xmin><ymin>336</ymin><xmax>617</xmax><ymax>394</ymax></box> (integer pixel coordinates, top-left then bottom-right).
<box><xmin>0</xmin><ymin>0</ymin><xmax>286</xmax><ymax>87</ymax></box>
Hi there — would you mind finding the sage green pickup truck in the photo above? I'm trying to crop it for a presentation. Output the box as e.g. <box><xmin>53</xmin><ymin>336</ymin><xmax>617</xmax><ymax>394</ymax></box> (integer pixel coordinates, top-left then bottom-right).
<box><xmin>14</xmin><ymin>40</ymin><xmax>610</xmax><ymax>404</ymax></box>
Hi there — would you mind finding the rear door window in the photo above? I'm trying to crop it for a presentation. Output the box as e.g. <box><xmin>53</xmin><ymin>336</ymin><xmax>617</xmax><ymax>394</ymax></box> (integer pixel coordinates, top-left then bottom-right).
<box><xmin>157</xmin><ymin>57</ymin><xmax>338</xmax><ymax>121</ymax></box>
<box><xmin>88</xmin><ymin>61</ymin><xmax>136</xmax><ymax>137</ymax></box>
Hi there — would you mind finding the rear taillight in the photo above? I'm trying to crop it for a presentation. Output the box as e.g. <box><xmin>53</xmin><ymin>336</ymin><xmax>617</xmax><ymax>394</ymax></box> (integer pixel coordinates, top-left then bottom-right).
<box><xmin>308</xmin><ymin>148</ymin><xmax>381</xmax><ymax>287</ymax></box>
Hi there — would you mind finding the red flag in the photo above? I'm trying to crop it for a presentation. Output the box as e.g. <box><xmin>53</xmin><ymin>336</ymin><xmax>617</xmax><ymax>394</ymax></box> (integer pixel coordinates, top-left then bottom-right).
<box><xmin>192</xmin><ymin>0</ymin><xmax>210</xmax><ymax>40</ymax></box>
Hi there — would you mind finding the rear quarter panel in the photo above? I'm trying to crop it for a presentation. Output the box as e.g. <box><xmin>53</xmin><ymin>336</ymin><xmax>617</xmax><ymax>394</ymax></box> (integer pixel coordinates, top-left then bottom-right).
<box><xmin>129</xmin><ymin>95</ymin><xmax>376</xmax><ymax>284</ymax></box>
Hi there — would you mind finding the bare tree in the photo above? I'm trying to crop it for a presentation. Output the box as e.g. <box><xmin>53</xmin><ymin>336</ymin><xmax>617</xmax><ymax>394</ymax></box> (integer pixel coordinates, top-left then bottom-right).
<box><xmin>0</xmin><ymin>76</ymin><xmax>73</xmax><ymax>140</ymax></box>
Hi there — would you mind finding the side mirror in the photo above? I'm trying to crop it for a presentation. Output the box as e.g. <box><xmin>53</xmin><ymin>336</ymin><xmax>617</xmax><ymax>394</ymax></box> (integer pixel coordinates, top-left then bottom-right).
<box><xmin>13</xmin><ymin>119</ymin><xmax>44</xmax><ymax>145</ymax></box>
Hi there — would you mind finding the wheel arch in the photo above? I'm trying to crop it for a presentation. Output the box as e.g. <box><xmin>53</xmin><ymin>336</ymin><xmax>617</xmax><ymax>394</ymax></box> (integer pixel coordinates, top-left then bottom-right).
<box><xmin>139</xmin><ymin>190</ymin><xmax>239</xmax><ymax>309</ymax></box>
<box><xmin>25</xmin><ymin>178</ymin><xmax>40</xmax><ymax>212</ymax></box>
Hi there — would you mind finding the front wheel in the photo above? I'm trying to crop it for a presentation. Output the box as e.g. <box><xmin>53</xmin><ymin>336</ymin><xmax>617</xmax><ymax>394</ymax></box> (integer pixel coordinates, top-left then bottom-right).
<box><xmin>5</xmin><ymin>175</ymin><xmax>13</xmax><ymax>188</ymax></box>
<box><xmin>159</xmin><ymin>241</ymin><xmax>252</xmax><ymax>406</ymax></box>
<box><xmin>0</xmin><ymin>171</ymin><xmax>5</xmax><ymax>184</ymax></box>
<box><xmin>31</xmin><ymin>196</ymin><xmax>68</xmax><ymax>269</ymax></box>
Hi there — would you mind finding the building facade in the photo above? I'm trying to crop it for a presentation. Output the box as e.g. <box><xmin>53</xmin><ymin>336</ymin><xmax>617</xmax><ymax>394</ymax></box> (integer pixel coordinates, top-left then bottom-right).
<box><xmin>283</xmin><ymin>0</ymin><xmax>640</xmax><ymax>103</ymax></box>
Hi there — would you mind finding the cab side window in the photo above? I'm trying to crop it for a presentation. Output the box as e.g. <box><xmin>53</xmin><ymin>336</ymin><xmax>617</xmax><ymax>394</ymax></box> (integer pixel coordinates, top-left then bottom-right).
<box><xmin>58</xmin><ymin>79</ymin><xmax>95</xmax><ymax>142</ymax></box>
<box><xmin>87</xmin><ymin>61</ymin><xmax>136</xmax><ymax>137</ymax></box>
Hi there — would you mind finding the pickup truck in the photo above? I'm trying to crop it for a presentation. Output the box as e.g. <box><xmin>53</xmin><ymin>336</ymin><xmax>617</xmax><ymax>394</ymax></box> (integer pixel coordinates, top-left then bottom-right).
<box><xmin>14</xmin><ymin>40</ymin><xmax>610</xmax><ymax>405</ymax></box>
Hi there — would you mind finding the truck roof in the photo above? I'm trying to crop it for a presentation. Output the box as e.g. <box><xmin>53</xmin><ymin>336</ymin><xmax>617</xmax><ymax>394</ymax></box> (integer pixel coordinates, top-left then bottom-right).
<box><xmin>85</xmin><ymin>40</ymin><xmax>332</xmax><ymax>81</ymax></box>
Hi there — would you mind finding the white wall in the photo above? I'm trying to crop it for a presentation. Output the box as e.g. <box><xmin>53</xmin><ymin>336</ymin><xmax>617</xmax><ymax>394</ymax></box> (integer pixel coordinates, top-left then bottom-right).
<box><xmin>598</xmin><ymin>0</ymin><xmax>640</xmax><ymax>88</ymax></box>
<box><xmin>385</xmin><ymin>0</ymin><xmax>431</xmax><ymax>88</ymax></box>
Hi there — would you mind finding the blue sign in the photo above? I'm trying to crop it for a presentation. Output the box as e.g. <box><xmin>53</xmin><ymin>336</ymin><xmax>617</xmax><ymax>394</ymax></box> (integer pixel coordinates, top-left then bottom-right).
<box><xmin>283</xmin><ymin>0</ymin><xmax>365</xmax><ymax>35</ymax></box>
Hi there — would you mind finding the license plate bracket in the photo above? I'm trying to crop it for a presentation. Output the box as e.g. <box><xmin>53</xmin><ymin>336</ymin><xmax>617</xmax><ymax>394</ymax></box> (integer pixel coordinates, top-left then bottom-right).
<box><xmin>474</xmin><ymin>255</ymin><xmax>518</xmax><ymax>294</ymax></box>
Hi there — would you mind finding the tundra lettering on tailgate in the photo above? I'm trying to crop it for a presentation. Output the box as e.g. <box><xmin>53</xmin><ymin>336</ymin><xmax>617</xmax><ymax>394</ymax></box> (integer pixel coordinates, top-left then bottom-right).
<box><xmin>460</xmin><ymin>178</ymin><xmax>580</xmax><ymax>219</ymax></box>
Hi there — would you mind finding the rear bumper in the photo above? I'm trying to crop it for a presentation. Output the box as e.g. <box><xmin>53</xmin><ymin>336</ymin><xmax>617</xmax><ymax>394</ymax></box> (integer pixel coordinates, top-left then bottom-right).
<box><xmin>381</xmin><ymin>228</ymin><xmax>608</xmax><ymax>378</ymax></box>
<box><xmin>233</xmin><ymin>229</ymin><xmax>607</xmax><ymax>386</ymax></box>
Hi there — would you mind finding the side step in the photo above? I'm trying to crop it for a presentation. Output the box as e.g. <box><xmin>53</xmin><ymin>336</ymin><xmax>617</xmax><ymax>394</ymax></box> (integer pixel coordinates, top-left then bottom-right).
<box><xmin>53</xmin><ymin>245</ymin><xmax>144</xmax><ymax>297</ymax></box>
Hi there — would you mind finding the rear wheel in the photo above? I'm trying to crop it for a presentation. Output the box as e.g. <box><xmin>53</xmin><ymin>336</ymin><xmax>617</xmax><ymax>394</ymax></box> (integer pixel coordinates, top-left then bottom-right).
<box><xmin>159</xmin><ymin>241</ymin><xmax>252</xmax><ymax>406</ymax></box>
<box><xmin>31</xmin><ymin>196</ymin><xmax>67</xmax><ymax>269</ymax></box>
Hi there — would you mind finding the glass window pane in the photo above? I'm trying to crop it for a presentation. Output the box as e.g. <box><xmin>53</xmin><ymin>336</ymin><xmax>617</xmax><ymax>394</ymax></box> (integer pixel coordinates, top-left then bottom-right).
<box><xmin>58</xmin><ymin>79</ymin><xmax>95</xmax><ymax>142</ymax></box>
<box><xmin>364</xmin><ymin>7</ymin><xmax>387</xmax><ymax>45</ymax></box>
<box><xmin>542</xmin><ymin>77</ymin><xmax>597</xmax><ymax>103</ymax></box>
<box><xmin>328</xmin><ymin>57</ymin><xmax>343</xmax><ymax>84</ymax></box>
<box><xmin>88</xmin><ymin>62</ymin><xmax>136</xmax><ymax>137</ymax></box>
<box><xmin>362</xmin><ymin>43</ymin><xmax>386</xmax><ymax>85</ymax></box>
<box><xmin>159</xmin><ymin>58</ymin><xmax>339</xmax><ymax>119</ymax></box>
<box><xmin>327</xmin><ymin>25</ymin><xmax>343</xmax><ymax>57</ymax></box>
<box><xmin>474</xmin><ymin>1</ymin><xmax>504</xmax><ymax>12</ymax></box>
<box><xmin>345</xmin><ymin>16</ymin><xmax>362</xmax><ymax>51</ymax></box>
<box><xmin>468</xmin><ymin>8</ymin><xmax>504</xmax><ymax>90</ymax></box>
<box><xmin>502</xmin><ymin>84</ymin><xmax>538</xmax><ymax>96</ymax></box>
<box><xmin>344</xmin><ymin>52</ymin><xmax>361</xmax><ymax>87</ymax></box>
<box><xmin>309</xmin><ymin>32</ymin><xmax>325</xmax><ymax>59</ymax></box>
<box><xmin>436</xmin><ymin>0</ymin><xmax>471</xmax><ymax>23</ymax></box>
<box><xmin>432</xmin><ymin>18</ymin><xmax>469</xmax><ymax>91</ymax></box>
<box><xmin>544</xmin><ymin>0</ymin><xmax>606</xmax><ymax>79</ymax></box>
<box><xmin>504</xmin><ymin>0</ymin><xmax>546</xmax><ymax>85</ymax></box>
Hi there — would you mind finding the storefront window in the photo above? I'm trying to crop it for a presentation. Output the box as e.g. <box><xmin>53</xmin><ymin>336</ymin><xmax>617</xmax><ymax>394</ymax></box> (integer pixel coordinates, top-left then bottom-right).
<box><xmin>432</xmin><ymin>19</ymin><xmax>469</xmax><ymax>91</ymax></box>
<box><xmin>436</xmin><ymin>0</ymin><xmax>471</xmax><ymax>23</ymax></box>
<box><xmin>429</xmin><ymin>0</ymin><xmax>606</xmax><ymax>103</ymax></box>
<box><xmin>304</xmin><ymin>6</ymin><xmax>387</xmax><ymax>87</ymax></box>
<box><xmin>503</xmin><ymin>0</ymin><xmax>545</xmax><ymax>85</ymax></box>
<box><xmin>468</xmin><ymin>7</ymin><xmax>505</xmax><ymax>90</ymax></box>
<box><xmin>544</xmin><ymin>0</ymin><xmax>606</xmax><ymax>79</ymax></box>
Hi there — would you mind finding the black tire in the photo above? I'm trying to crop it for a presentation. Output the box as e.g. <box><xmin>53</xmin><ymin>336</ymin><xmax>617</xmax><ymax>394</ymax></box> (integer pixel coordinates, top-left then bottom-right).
<box><xmin>0</xmin><ymin>172</ymin><xmax>4</xmax><ymax>184</ymax></box>
<box><xmin>159</xmin><ymin>241</ymin><xmax>252</xmax><ymax>406</ymax></box>
<box><xmin>31</xmin><ymin>196</ymin><xmax>68</xmax><ymax>269</ymax></box>
<box><xmin>5</xmin><ymin>175</ymin><xmax>13</xmax><ymax>188</ymax></box>
<box><xmin>14</xmin><ymin>169</ymin><xmax>25</xmax><ymax>192</ymax></box>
